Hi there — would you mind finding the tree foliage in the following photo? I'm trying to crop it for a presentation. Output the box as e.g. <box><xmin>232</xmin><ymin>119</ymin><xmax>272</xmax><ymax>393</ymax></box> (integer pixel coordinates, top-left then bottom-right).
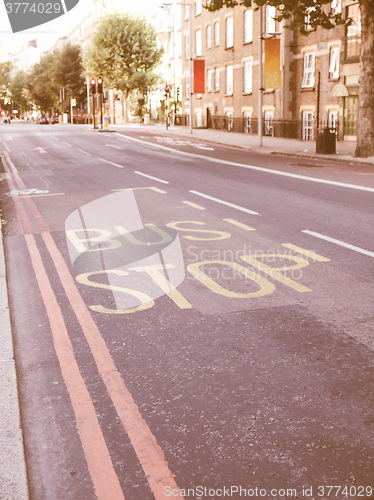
<box><xmin>84</xmin><ymin>13</ymin><xmax>163</xmax><ymax>96</ymax></box>
<box><xmin>28</xmin><ymin>52</ymin><xmax>60</xmax><ymax>113</ymax></box>
<box><xmin>27</xmin><ymin>43</ymin><xmax>85</xmax><ymax>113</ymax></box>
<box><xmin>9</xmin><ymin>71</ymin><xmax>33</xmax><ymax>113</ymax></box>
<box><xmin>0</xmin><ymin>61</ymin><xmax>12</xmax><ymax>108</ymax></box>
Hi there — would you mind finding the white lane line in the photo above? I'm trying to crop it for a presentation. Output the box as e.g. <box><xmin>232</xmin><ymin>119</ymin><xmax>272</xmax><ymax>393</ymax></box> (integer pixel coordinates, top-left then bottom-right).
<box><xmin>77</xmin><ymin>148</ymin><xmax>92</xmax><ymax>156</ymax></box>
<box><xmin>99</xmin><ymin>158</ymin><xmax>124</xmax><ymax>168</ymax></box>
<box><xmin>2</xmin><ymin>151</ymin><xmax>17</xmax><ymax>172</ymax></box>
<box><xmin>134</xmin><ymin>171</ymin><xmax>169</xmax><ymax>184</ymax></box>
<box><xmin>63</xmin><ymin>142</ymin><xmax>72</xmax><ymax>147</ymax></box>
<box><xmin>189</xmin><ymin>190</ymin><xmax>259</xmax><ymax>215</ymax></box>
<box><xmin>302</xmin><ymin>230</ymin><xmax>374</xmax><ymax>258</ymax></box>
<box><xmin>114</xmin><ymin>133</ymin><xmax>374</xmax><ymax>194</ymax></box>
<box><xmin>49</xmin><ymin>134</ymin><xmax>59</xmax><ymax>141</ymax></box>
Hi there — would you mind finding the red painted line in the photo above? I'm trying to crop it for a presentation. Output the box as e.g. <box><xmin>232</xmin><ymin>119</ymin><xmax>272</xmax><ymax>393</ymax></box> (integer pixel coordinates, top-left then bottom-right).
<box><xmin>24</xmin><ymin>234</ymin><xmax>125</xmax><ymax>500</ymax></box>
<box><xmin>5</xmin><ymin>151</ymin><xmax>184</xmax><ymax>498</ymax></box>
<box><xmin>42</xmin><ymin>231</ymin><xmax>184</xmax><ymax>499</ymax></box>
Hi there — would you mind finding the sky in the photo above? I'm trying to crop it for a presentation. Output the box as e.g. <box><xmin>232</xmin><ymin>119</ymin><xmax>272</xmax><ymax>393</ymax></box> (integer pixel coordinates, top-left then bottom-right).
<box><xmin>0</xmin><ymin>0</ymin><xmax>163</xmax><ymax>59</ymax></box>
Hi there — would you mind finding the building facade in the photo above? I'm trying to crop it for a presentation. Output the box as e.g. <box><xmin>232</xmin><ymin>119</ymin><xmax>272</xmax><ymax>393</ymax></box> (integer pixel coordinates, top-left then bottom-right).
<box><xmin>180</xmin><ymin>0</ymin><xmax>361</xmax><ymax>141</ymax></box>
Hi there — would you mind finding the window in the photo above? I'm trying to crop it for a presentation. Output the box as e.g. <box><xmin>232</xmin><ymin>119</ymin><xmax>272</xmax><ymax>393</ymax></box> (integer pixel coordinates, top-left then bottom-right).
<box><xmin>302</xmin><ymin>111</ymin><xmax>314</xmax><ymax>140</ymax></box>
<box><xmin>195</xmin><ymin>0</ymin><xmax>201</xmax><ymax>16</ymax></box>
<box><xmin>226</xmin><ymin>65</ymin><xmax>233</xmax><ymax>95</ymax></box>
<box><xmin>328</xmin><ymin>109</ymin><xmax>339</xmax><ymax>130</ymax></box>
<box><xmin>302</xmin><ymin>52</ymin><xmax>315</xmax><ymax>88</ymax></box>
<box><xmin>265</xmin><ymin>5</ymin><xmax>276</xmax><ymax>34</ymax></box>
<box><xmin>195</xmin><ymin>29</ymin><xmax>202</xmax><ymax>56</ymax></box>
<box><xmin>206</xmin><ymin>68</ymin><xmax>212</xmax><ymax>92</ymax></box>
<box><xmin>196</xmin><ymin>110</ymin><xmax>202</xmax><ymax>127</ymax></box>
<box><xmin>214</xmin><ymin>68</ymin><xmax>220</xmax><ymax>91</ymax></box>
<box><xmin>185</xmin><ymin>34</ymin><xmax>189</xmax><ymax>59</ymax></box>
<box><xmin>243</xmin><ymin>61</ymin><xmax>252</xmax><ymax>94</ymax></box>
<box><xmin>329</xmin><ymin>47</ymin><xmax>340</xmax><ymax>79</ymax></box>
<box><xmin>345</xmin><ymin>3</ymin><xmax>361</xmax><ymax>59</ymax></box>
<box><xmin>243</xmin><ymin>111</ymin><xmax>252</xmax><ymax>134</ymax></box>
<box><xmin>214</xmin><ymin>22</ymin><xmax>220</xmax><ymax>46</ymax></box>
<box><xmin>226</xmin><ymin>17</ymin><xmax>233</xmax><ymax>48</ymax></box>
<box><xmin>304</xmin><ymin>8</ymin><xmax>314</xmax><ymax>32</ymax></box>
<box><xmin>264</xmin><ymin>111</ymin><xmax>274</xmax><ymax>136</ymax></box>
<box><xmin>244</xmin><ymin>10</ymin><xmax>253</xmax><ymax>43</ymax></box>
<box><xmin>225</xmin><ymin>112</ymin><xmax>233</xmax><ymax>131</ymax></box>
<box><xmin>206</xmin><ymin>25</ymin><xmax>212</xmax><ymax>49</ymax></box>
<box><xmin>331</xmin><ymin>0</ymin><xmax>341</xmax><ymax>14</ymax></box>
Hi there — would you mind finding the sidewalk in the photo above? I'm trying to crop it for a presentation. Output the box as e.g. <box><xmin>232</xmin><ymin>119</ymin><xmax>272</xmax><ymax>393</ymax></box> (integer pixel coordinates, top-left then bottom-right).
<box><xmin>0</xmin><ymin>203</ymin><xmax>29</xmax><ymax>498</ymax></box>
<box><xmin>131</xmin><ymin>123</ymin><xmax>374</xmax><ymax>165</ymax></box>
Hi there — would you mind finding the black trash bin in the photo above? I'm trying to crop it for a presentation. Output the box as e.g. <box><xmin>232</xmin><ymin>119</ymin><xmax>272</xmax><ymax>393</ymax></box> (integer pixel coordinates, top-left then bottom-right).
<box><xmin>316</xmin><ymin>127</ymin><xmax>336</xmax><ymax>154</ymax></box>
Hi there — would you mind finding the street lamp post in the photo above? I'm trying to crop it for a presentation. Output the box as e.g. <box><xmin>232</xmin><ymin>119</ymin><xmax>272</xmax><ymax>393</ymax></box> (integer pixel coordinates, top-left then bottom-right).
<box><xmin>258</xmin><ymin>6</ymin><xmax>263</xmax><ymax>147</ymax></box>
<box><xmin>162</xmin><ymin>1</ymin><xmax>192</xmax><ymax>134</ymax></box>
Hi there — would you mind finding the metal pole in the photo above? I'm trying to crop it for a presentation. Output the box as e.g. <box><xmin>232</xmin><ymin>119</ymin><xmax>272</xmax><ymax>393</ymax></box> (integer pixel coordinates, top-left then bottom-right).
<box><xmin>258</xmin><ymin>6</ymin><xmax>263</xmax><ymax>146</ymax></box>
<box><xmin>187</xmin><ymin>0</ymin><xmax>193</xmax><ymax>134</ymax></box>
<box><xmin>100</xmin><ymin>93</ymin><xmax>103</xmax><ymax>130</ymax></box>
<box><xmin>92</xmin><ymin>92</ymin><xmax>95</xmax><ymax>130</ymax></box>
<box><xmin>316</xmin><ymin>71</ymin><xmax>321</xmax><ymax>137</ymax></box>
<box><xmin>86</xmin><ymin>74</ymin><xmax>90</xmax><ymax>115</ymax></box>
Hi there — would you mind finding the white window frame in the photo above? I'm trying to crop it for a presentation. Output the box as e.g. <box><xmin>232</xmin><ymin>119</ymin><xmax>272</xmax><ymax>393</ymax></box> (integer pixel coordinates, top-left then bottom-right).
<box><xmin>214</xmin><ymin>21</ymin><xmax>220</xmax><ymax>46</ymax></box>
<box><xmin>243</xmin><ymin>60</ymin><xmax>252</xmax><ymax>94</ymax></box>
<box><xmin>195</xmin><ymin>29</ymin><xmax>202</xmax><ymax>56</ymax></box>
<box><xmin>329</xmin><ymin>46</ymin><xmax>339</xmax><ymax>79</ymax></box>
<box><xmin>195</xmin><ymin>0</ymin><xmax>201</xmax><ymax>16</ymax></box>
<box><xmin>206</xmin><ymin>68</ymin><xmax>212</xmax><ymax>92</ymax></box>
<box><xmin>265</xmin><ymin>5</ymin><xmax>276</xmax><ymax>34</ymax></box>
<box><xmin>302</xmin><ymin>52</ymin><xmax>315</xmax><ymax>88</ymax></box>
<box><xmin>302</xmin><ymin>111</ymin><xmax>314</xmax><ymax>140</ymax></box>
<box><xmin>331</xmin><ymin>0</ymin><xmax>341</xmax><ymax>14</ymax></box>
<box><xmin>214</xmin><ymin>67</ymin><xmax>220</xmax><ymax>91</ymax></box>
<box><xmin>226</xmin><ymin>17</ymin><xmax>233</xmax><ymax>48</ymax></box>
<box><xmin>328</xmin><ymin>109</ymin><xmax>339</xmax><ymax>130</ymax></box>
<box><xmin>206</xmin><ymin>25</ymin><xmax>212</xmax><ymax>49</ymax></box>
<box><xmin>243</xmin><ymin>110</ymin><xmax>252</xmax><ymax>133</ymax></box>
<box><xmin>244</xmin><ymin>9</ymin><xmax>253</xmax><ymax>43</ymax></box>
<box><xmin>264</xmin><ymin>110</ymin><xmax>274</xmax><ymax>136</ymax></box>
<box><xmin>226</xmin><ymin>65</ymin><xmax>233</xmax><ymax>96</ymax></box>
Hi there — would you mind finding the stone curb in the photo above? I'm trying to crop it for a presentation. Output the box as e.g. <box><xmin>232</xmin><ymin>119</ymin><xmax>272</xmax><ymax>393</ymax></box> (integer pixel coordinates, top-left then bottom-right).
<box><xmin>0</xmin><ymin>199</ymin><xmax>29</xmax><ymax>498</ymax></box>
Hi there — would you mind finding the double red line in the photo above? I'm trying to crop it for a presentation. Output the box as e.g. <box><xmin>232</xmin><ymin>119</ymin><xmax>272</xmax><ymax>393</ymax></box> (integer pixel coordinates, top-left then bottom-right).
<box><xmin>2</xmin><ymin>154</ymin><xmax>184</xmax><ymax>499</ymax></box>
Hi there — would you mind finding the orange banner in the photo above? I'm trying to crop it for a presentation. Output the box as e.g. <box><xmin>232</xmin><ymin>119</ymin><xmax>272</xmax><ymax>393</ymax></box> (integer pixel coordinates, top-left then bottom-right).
<box><xmin>264</xmin><ymin>38</ymin><xmax>281</xmax><ymax>90</ymax></box>
<box><xmin>193</xmin><ymin>59</ymin><xmax>205</xmax><ymax>94</ymax></box>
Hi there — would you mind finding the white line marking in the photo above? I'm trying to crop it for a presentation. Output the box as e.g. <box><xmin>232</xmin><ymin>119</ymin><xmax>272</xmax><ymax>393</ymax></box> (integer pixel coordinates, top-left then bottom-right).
<box><xmin>62</xmin><ymin>142</ymin><xmax>72</xmax><ymax>147</ymax></box>
<box><xmin>189</xmin><ymin>190</ymin><xmax>259</xmax><ymax>215</ymax></box>
<box><xmin>134</xmin><ymin>171</ymin><xmax>169</xmax><ymax>184</ymax></box>
<box><xmin>302</xmin><ymin>230</ymin><xmax>374</xmax><ymax>258</ymax></box>
<box><xmin>106</xmin><ymin>144</ymin><xmax>124</xmax><ymax>150</ymax></box>
<box><xmin>99</xmin><ymin>158</ymin><xmax>124</xmax><ymax>168</ymax></box>
<box><xmin>77</xmin><ymin>148</ymin><xmax>92</xmax><ymax>156</ymax></box>
<box><xmin>2</xmin><ymin>152</ymin><xmax>17</xmax><ymax>172</ymax></box>
<box><xmin>49</xmin><ymin>134</ymin><xmax>59</xmax><ymax>141</ymax></box>
<box><xmin>114</xmin><ymin>133</ymin><xmax>374</xmax><ymax>193</ymax></box>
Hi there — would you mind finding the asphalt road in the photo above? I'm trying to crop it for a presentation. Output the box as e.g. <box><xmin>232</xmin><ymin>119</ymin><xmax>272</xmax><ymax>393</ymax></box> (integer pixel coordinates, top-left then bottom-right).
<box><xmin>0</xmin><ymin>122</ymin><xmax>373</xmax><ymax>500</ymax></box>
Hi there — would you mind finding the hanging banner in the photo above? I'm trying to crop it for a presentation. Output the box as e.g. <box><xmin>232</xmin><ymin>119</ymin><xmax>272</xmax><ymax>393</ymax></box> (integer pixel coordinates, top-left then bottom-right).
<box><xmin>264</xmin><ymin>38</ymin><xmax>281</xmax><ymax>90</ymax></box>
<box><xmin>193</xmin><ymin>59</ymin><xmax>205</xmax><ymax>94</ymax></box>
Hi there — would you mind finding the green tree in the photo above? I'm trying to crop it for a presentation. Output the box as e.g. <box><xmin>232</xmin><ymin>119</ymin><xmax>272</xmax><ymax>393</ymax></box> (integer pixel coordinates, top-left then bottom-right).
<box><xmin>54</xmin><ymin>43</ymin><xmax>86</xmax><ymax>106</ymax></box>
<box><xmin>9</xmin><ymin>71</ymin><xmax>33</xmax><ymax>115</ymax></box>
<box><xmin>0</xmin><ymin>61</ymin><xmax>12</xmax><ymax>110</ymax></box>
<box><xmin>207</xmin><ymin>0</ymin><xmax>374</xmax><ymax>158</ymax></box>
<box><xmin>84</xmin><ymin>13</ymin><xmax>163</xmax><ymax>119</ymax></box>
<box><xmin>28</xmin><ymin>52</ymin><xmax>60</xmax><ymax>113</ymax></box>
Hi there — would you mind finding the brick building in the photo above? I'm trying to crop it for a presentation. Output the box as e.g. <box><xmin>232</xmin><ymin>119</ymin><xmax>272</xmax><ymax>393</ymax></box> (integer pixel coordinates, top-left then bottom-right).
<box><xmin>180</xmin><ymin>0</ymin><xmax>361</xmax><ymax>141</ymax></box>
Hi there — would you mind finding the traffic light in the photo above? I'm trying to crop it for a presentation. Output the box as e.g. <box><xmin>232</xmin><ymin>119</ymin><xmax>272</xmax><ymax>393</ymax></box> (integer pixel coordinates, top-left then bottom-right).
<box><xmin>177</xmin><ymin>86</ymin><xmax>181</xmax><ymax>102</ymax></box>
<box><xmin>143</xmin><ymin>85</ymin><xmax>148</xmax><ymax>95</ymax></box>
<box><xmin>90</xmin><ymin>78</ymin><xmax>96</xmax><ymax>94</ymax></box>
<box><xmin>97</xmin><ymin>76</ymin><xmax>103</xmax><ymax>94</ymax></box>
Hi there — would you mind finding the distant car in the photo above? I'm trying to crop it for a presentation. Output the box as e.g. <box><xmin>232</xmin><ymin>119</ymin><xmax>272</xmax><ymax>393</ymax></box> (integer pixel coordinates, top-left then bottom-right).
<box><xmin>51</xmin><ymin>116</ymin><xmax>59</xmax><ymax>124</ymax></box>
<box><xmin>38</xmin><ymin>117</ymin><xmax>48</xmax><ymax>124</ymax></box>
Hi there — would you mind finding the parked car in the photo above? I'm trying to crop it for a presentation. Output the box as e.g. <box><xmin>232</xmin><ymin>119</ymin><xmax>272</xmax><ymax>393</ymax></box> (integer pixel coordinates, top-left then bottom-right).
<box><xmin>38</xmin><ymin>117</ymin><xmax>49</xmax><ymax>124</ymax></box>
<box><xmin>51</xmin><ymin>116</ymin><xmax>59</xmax><ymax>124</ymax></box>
